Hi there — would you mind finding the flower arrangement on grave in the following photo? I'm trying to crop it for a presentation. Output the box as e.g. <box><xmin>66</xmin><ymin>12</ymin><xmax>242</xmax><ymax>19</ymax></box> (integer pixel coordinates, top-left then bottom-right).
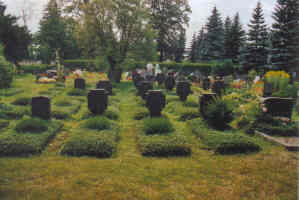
<box><xmin>264</xmin><ymin>70</ymin><xmax>297</xmax><ymax>98</ymax></box>
<box><xmin>232</xmin><ymin>80</ymin><xmax>246</xmax><ymax>89</ymax></box>
<box><xmin>38</xmin><ymin>77</ymin><xmax>57</xmax><ymax>83</ymax></box>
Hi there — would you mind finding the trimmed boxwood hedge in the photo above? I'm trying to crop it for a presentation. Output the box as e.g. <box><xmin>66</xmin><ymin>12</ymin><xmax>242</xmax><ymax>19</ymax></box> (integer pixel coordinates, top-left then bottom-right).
<box><xmin>188</xmin><ymin>119</ymin><xmax>261</xmax><ymax>154</ymax></box>
<box><xmin>143</xmin><ymin>117</ymin><xmax>174</xmax><ymax>135</ymax></box>
<box><xmin>0</xmin><ymin>103</ymin><xmax>30</xmax><ymax>120</ymax></box>
<box><xmin>20</xmin><ymin>64</ymin><xmax>55</xmax><ymax>74</ymax></box>
<box><xmin>0</xmin><ymin>120</ymin><xmax>63</xmax><ymax>156</ymax></box>
<box><xmin>138</xmin><ymin>133</ymin><xmax>191</xmax><ymax>157</ymax></box>
<box><xmin>61</xmin><ymin>127</ymin><xmax>120</xmax><ymax>158</ymax></box>
<box><xmin>15</xmin><ymin>118</ymin><xmax>48</xmax><ymax>133</ymax></box>
<box><xmin>11</xmin><ymin>96</ymin><xmax>32</xmax><ymax>106</ymax></box>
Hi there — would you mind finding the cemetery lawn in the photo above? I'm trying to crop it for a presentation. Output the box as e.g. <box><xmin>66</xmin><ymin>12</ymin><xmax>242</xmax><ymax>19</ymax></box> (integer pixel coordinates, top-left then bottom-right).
<box><xmin>0</xmin><ymin>74</ymin><xmax>298</xmax><ymax>200</ymax></box>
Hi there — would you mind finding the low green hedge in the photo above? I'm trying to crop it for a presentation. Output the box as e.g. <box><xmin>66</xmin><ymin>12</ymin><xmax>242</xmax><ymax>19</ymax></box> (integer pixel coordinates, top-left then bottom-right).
<box><xmin>20</xmin><ymin>64</ymin><xmax>55</xmax><ymax>74</ymax></box>
<box><xmin>256</xmin><ymin>122</ymin><xmax>298</xmax><ymax>137</ymax></box>
<box><xmin>11</xmin><ymin>96</ymin><xmax>32</xmax><ymax>106</ymax></box>
<box><xmin>52</xmin><ymin>99</ymin><xmax>81</xmax><ymax>120</ymax></box>
<box><xmin>15</xmin><ymin>118</ymin><xmax>49</xmax><ymax>133</ymax></box>
<box><xmin>61</xmin><ymin>126</ymin><xmax>120</xmax><ymax>158</ymax></box>
<box><xmin>0</xmin><ymin>120</ymin><xmax>9</xmax><ymax>129</ymax></box>
<box><xmin>63</xmin><ymin>59</ymin><xmax>97</xmax><ymax>71</ymax></box>
<box><xmin>67</xmin><ymin>88</ymin><xmax>87</xmax><ymax>96</ymax></box>
<box><xmin>138</xmin><ymin>133</ymin><xmax>191</xmax><ymax>157</ymax></box>
<box><xmin>0</xmin><ymin>88</ymin><xmax>24</xmax><ymax>96</ymax></box>
<box><xmin>178</xmin><ymin>108</ymin><xmax>201</xmax><ymax>121</ymax></box>
<box><xmin>0</xmin><ymin>119</ymin><xmax>63</xmax><ymax>156</ymax></box>
<box><xmin>188</xmin><ymin>119</ymin><xmax>261</xmax><ymax>154</ymax></box>
<box><xmin>133</xmin><ymin>108</ymin><xmax>149</xmax><ymax>120</ymax></box>
<box><xmin>0</xmin><ymin>103</ymin><xmax>30</xmax><ymax>120</ymax></box>
<box><xmin>143</xmin><ymin>117</ymin><xmax>174</xmax><ymax>135</ymax></box>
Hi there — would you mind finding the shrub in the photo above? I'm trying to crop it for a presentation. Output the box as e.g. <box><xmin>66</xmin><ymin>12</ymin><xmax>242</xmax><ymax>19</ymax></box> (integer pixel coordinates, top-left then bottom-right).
<box><xmin>188</xmin><ymin>119</ymin><xmax>261</xmax><ymax>154</ymax></box>
<box><xmin>215</xmin><ymin>137</ymin><xmax>261</xmax><ymax>154</ymax></box>
<box><xmin>11</xmin><ymin>96</ymin><xmax>32</xmax><ymax>106</ymax></box>
<box><xmin>15</xmin><ymin>118</ymin><xmax>49</xmax><ymax>133</ymax></box>
<box><xmin>20</xmin><ymin>64</ymin><xmax>54</xmax><ymax>74</ymax></box>
<box><xmin>256</xmin><ymin>122</ymin><xmax>298</xmax><ymax>137</ymax></box>
<box><xmin>84</xmin><ymin>117</ymin><xmax>111</xmax><ymax>131</ymax></box>
<box><xmin>104</xmin><ymin>109</ymin><xmax>119</xmax><ymax>121</ymax></box>
<box><xmin>0</xmin><ymin>88</ymin><xmax>24</xmax><ymax>96</ymax></box>
<box><xmin>183</xmin><ymin>100</ymin><xmax>198</xmax><ymax>108</ymax></box>
<box><xmin>0</xmin><ymin>121</ymin><xmax>63</xmax><ymax>156</ymax></box>
<box><xmin>0</xmin><ymin>45</ymin><xmax>13</xmax><ymax>89</ymax></box>
<box><xmin>204</xmin><ymin>98</ymin><xmax>234</xmax><ymax>130</ymax></box>
<box><xmin>134</xmin><ymin>108</ymin><xmax>149</xmax><ymax>120</ymax></box>
<box><xmin>0</xmin><ymin>104</ymin><xmax>29</xmax><ymax>120</ymax></box>
<box><xmin>61</xmin><ymin>133</ymin><xmax>117</xmax><ymax>158</ymax></box>
<box><xmin>143</xmin><ymin>117</ymin><xmax>174</xmax><ymax>135</ymax></box>
<box><xmin>0</xmin><ymin>120</ymin><xmax>9</xmax><ymax>129</ymax></box>
<box><xmin>139</xmin><ymin>133</ymin><xmax>191</xmax><ymax>157</ymax></box>
<box><xmin>179</xmin><ymin>109</ymin><xmax>201</xmax><ymax>121</ymax></box>
<box><xmin>67</xmin><ymin>88</ymin><xmax>86</xmax><ymax>96</ymax></box>
<box><xmin>55</xmin><ymin>99</ymin><xmax>72</xmax><ymax>107</ymax></box>
<box><xmin>52</xmin><ymin>110</ymin><xmax>70</xmax><ymax>120</ymax></box>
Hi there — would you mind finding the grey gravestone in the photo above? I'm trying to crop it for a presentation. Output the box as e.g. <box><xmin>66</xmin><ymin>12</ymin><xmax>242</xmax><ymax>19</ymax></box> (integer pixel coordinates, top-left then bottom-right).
<box><xmin>74</xmin><ymin>78</ymin><xmax>86</xmax><ymax>89</ymax></box>
<box><xmin>97</xmin><ymin>80</ymin><xmax>113</xmax><ymax>95</ymax></box>
<box><xmin>87</xmin><ymin>89</ymin><xmax>108</xmax><ymax>115</ymax></box>
<box><xmin>176</xmin><ymin>81</ymin><xmax>192</xmax><ymax>101</ymax></box>
<box><xmin>156</xmin><ymin>73</ymin><xmax>165</xmax><ymax>85</ymax></box>
<box><xmin>146</xmin><ymin>90</ymin><xmax>166</xmax><ymax>117</ymax></box>
<box><xmin>31</xmin><ymin>96</ymin><xmax>51</xmax><ymax>120</ymax></box>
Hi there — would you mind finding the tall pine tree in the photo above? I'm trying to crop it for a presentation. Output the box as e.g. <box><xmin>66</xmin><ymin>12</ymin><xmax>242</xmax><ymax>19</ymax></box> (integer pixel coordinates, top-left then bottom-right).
<box><xmin>174</xmin><ymin>29</ymin><xmax>186</xmax><ymax>62</ymax></box>
<box><xmin>245</xmin><ymin>2</ymin><xmax>269</xmax><ymax>71</ymax></box>
<box><xmin>203</xmin><ymin>6</ymin><xmax>224</xmax><ymax>61</ymax></box>
<box><xmin>189</xmin><ymin>33</ymin><xmax>197</xmax><ymax>62</ymax></box>
<box><xmin>271</xmin><ymin>0</ymin><xmax>299</xmax><ymax>72</ymax></box>
<box><xmin>230</xmin><ymin>13</ymin><xmax>245</xmax><ymax>64</ymax></box>
<box><xmin>223</xmin><ymin>16</ymin><xmax>233</xmax><ymax>60</ymax></box>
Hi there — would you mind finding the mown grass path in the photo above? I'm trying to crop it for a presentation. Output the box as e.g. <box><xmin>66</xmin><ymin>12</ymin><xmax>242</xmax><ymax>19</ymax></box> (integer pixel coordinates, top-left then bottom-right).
<box><xmin>0</xmin><ymin>79</ymin><xmax>298</xmax><ymax>200</ymax></box>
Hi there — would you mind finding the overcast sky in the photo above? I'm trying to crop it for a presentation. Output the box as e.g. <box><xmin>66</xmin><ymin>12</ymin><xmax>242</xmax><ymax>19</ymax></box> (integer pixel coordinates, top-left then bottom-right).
<box><xmin>2</xmin><ymin>0</ymin><xmax>276</xmax><ymax>43</ymax></box>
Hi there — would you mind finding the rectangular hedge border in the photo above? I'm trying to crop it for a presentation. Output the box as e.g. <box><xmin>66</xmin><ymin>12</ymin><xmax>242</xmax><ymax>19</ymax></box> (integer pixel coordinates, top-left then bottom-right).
<box><xmin>60</xmin><ymin>126</ymin><xmax>120</xmax><ymax>158</ymax></box>
<box><xmin>0</xmin><ymin>120</ymin><xmax>63</xmax><ymax>156</ymax></box>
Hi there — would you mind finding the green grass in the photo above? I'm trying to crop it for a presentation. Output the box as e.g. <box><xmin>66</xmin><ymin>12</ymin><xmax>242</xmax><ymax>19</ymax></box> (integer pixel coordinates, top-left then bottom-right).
<box><xmin>0</xmin><ymin>74</ymin><xmax>297</xmax><ymax>200</ymax></box>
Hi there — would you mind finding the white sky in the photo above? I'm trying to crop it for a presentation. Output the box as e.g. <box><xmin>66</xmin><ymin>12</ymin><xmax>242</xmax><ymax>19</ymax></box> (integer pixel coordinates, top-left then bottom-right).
<box><xmin>2</xmin><ymin>0</ymin><xmax>276</xmax><ymax>43</ymax></box>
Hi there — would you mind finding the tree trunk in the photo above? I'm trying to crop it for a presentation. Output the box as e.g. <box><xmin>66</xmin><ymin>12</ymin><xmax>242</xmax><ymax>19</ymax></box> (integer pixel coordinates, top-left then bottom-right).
<box><xmin>107</xmin><ymin>56</ymin><xmax>122</xmax><ymax>83</ymax></box>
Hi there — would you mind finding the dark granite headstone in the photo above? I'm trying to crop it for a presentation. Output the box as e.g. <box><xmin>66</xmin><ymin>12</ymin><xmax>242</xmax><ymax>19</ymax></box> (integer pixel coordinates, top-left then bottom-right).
<box><xmin>139</xmin><ymin>81</ymin><xmax>153</xmax><ymax>100</ymax></box>
<box><xmin>262</xmin><ymin>97</ymin><xmax>295</xmax><ymax>118</ymax></box>
<box><xmin>199</xmin><ymin>93</ymin><xmax>217</xmax><ymax>118</ymax></box>
<box><xmin>156</xmin><ymin>73</ymin><xmax>165</xmax><ymax>85</ymax></box>
<box><xmin>87</xmin><ymin>89</ymin><xmax>108</xmax><ymax>115</ymax></box>
<box><xmin>31</xmin><ymin>96</ymin><xmax>51</xmax><ymax>120</ymax></box>
<box><xmin>176</xmin><ymin>81</ymin><xmax>192</xmax><ymax>102</ymax></box>
<box><xmin>96</xmin><ymin>80</ymin><xmax>113</xmax><ymax>95</ymax></box>
<box><xmin>74</xmin><ymin>78</ymin><xmax>86</xmax><ymax>89</ymax></box>
<box><xmin>165</xmin><ymin>75</ymin><xmax>176</xmax><ymax>91</ymax></box>
<box><xmin>203</xmin><ymin>78</ymin><xmax>210</xmax><ymax>90</ymax></box>
<box><xmin>146</xmin><ymin>90</ymin><xmax>166</xmax><ymax>117</ymax></box>
<box><xmin>212</xmin><ymin>79</ymin><xmax>225</xmax><ymax>96</ymax></box>
<box><xmin>263</xmin><ymin>81</ymin><xmax>273</xmax><ymax>97</ymax></box>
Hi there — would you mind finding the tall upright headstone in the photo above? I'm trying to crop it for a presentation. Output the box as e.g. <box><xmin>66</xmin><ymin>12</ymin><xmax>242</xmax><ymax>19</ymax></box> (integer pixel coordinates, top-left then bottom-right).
<box><xmin>97</xmin><ymin>80</ymin><xmax>113</xmax><ymax>95</ymax></box>
<box><xmin>87</xmin><ymin>89</ymin><xmax>108</xmax><ymax>115</ymax></box>
<box><xmin>74</xmin><ymin>78</ymin><xmax>86</xmax><ymax>89</ymax></box>
<box><xmin>31</xmin><ymin>96</ymin><xmax>51</xmax><ymax>120</ymax></box>
<box><xmin>146</xmin><ymin>90</ymin><xmax>166</xmax><ymax>117</ymax></box>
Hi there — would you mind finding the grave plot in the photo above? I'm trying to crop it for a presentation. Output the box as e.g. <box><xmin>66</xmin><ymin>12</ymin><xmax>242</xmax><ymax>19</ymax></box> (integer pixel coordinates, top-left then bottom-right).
<box><xmin>0</xmin><ymin>117</ymin><xmax>63</xmax><ymax>156</ymax></box>
<box><xmin>60</xmin><ymin>89</ymin><xmax>121</xmax><ymax>158</ymax></box>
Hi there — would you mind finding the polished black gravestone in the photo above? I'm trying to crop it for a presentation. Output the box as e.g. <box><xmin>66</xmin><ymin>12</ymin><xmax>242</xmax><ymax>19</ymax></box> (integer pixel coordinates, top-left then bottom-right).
<box><xmin>138</xmin><ymin>81</ymin><xmax>153</xmax><ymax>100</ymax></box>
<box><xmin>262</xmin><ymin>97</ymin><xmax>295</xmax><ymax>119</ymax></box>
<box><xmin>212</xmin><ymin>79</ymin><xmax>225</xmax><ymax>96</ymax></box>
<box><xmin>31</xmin><ymin>96</ymin><xmax>51</xmax><ymax>120</ymax></box>
<box><xmin>263</xmin><ymin>81</ymin><xmax>273</xmax><ymax>97</ymax></box>
<box><xmin>176</xmin><ymin>81</ymin><xmax>192</xmax><ymax>101</ymax></box>
<box><xmin>87</xmin><ymin>89</ymin><xmax>108</xmax><ymax>115</ymax></box>
<box><xmin>74</xmin><ymin>78</ymin><xmax>86</xmax><ymax>89</ymax></box>
<box><xmin>96</xmin><ymin>80</ymin><xmax>113</xmax><ymax>95</ymax></box>
<box><xmin>146</xmin><ymin>90</ymin><xmax>166</xmax><ymax>117</ymax></box>
<box><xmin>199</xmin><ymin>93</ymin><xmax>217</xmax><ymax>118</ymax></box>
<box><xmin>156</xmin><ymin>73</ymin><xmax>165</xmax><ymax>85</ymax></box>
<box><xmin>203</xmin><ymin>78</ymin><xmax>210</xmax><ymax>90</ymax></box>
<box><xmin>165</xmin><ymin>75</ymin><xmax>176</xmax><ymax>91</ymax></box>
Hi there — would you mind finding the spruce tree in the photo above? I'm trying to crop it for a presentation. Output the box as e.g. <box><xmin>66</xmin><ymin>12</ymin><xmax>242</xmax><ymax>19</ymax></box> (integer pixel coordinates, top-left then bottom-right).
<box><xmin>195</xmin><ymin>28</ymin><xmax>206</xmax><ymax>62</ymax></box>
<box><xmin>203</xmin><ymin>6</ymin><xmax>224</xmax><ymax>61</ymax></box>
<box><xmin>271</xmin><ymin>0</ymin><xmax>299</xmax><ymax>72</ymax></box>
<box><xmin>189</xmin><ymin>33</ymin><xmax>197</xmax><ymax>63</ymax></box>
<box><xmin>223</xmin><ymin>16</ymin><xmax>233</xmax><ymax>60</ymax></box>
<box><xmin>174</xmin><ymin>29</ymin><xmax>186</xmax><ymax>62</ymax></box>
<box><xmin>230</xmin><ymin>13</ymin><xmax>246</xmax><ymax>64</ymax></box>
<box><xmin>246</xmin><ymin>2</ymin><xmax>269</xmax><ymax>71</ymax></box>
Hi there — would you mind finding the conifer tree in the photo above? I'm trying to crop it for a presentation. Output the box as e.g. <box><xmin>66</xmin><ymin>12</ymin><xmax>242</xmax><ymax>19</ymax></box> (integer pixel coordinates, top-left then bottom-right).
<box><xmin>189</xmin><ymin>33</ymin><xmax>197</xmax><ymax>62</ymax></box>
<box><xmin>203</xmin><ymin>6</ymin><xmax>224</xmax><ymax>61</ymax></box>
<box><xmin>271</xmin><ymin>0</ymin><xmax>299</xmax><ymax>72</ymax></box>
<box><xmin>223</xmin><ymin>16</ymin><xmax>233</xmax><ymax>60</ymax></box>
<box><xmin>230</xmin><ymin>13</ymin><xmax>246</xmax><ymax>64</ymax></box>
<box><xmin>246</xmin><ymin>2</ymin><xmax>269</xmax><ymax>71</ymax></box>
<box><xmin>195</xmin><ymin>28</ymin><xmax>206</xmax><ymax>62</ymax></box>
<box><xmin>174</xmin><ymin>29</ymin><xmax>186</xmax><ymax>62</ymax></box>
